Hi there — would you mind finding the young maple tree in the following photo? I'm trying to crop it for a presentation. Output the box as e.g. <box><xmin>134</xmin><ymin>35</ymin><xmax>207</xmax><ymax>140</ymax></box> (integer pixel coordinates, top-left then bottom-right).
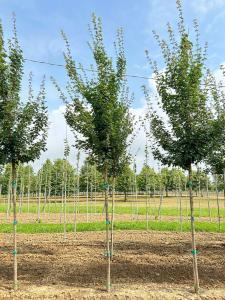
<box><xmin>54</xmin><ymin>14</ymin><xmax>133</xmax><ymax>291</ymax></box>
<box><xmin>144</xmin><ymin>0</ymin><xmax>224</xmax><ymax>293</ymax></box>
<box><xmin>0</xmin><ymin>17</ymin><xmax>48</xmax><ymax>290</ymax></box>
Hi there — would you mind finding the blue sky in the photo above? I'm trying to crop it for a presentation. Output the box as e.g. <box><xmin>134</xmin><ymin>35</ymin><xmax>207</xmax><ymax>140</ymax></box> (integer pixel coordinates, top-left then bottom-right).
<box><xmin>1</xmin><ymin>0</ymin><xmax>225</xmax><ymax>170</ymax></box>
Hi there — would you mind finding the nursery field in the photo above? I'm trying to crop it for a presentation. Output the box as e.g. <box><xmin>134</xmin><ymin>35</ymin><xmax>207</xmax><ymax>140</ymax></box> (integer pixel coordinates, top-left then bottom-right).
<box><xmin>0</xmin><ymin>194</ymin><xmax>224</xmax><ymax>226</ymax></box>
<box><xmin>0</xmin><ymin>231</ymin><xmax>225</xmax><ymax>299</ymax></box>
<box><xmin>0</xmin><ymin>194</ymin><xmax>225</xmax><ymax>299</ymax></box>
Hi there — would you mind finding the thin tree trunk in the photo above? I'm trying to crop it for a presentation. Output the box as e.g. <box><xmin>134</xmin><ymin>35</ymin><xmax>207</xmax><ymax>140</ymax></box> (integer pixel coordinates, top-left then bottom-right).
<box><xmin>94</xmin><ymin>167</ymin><xmax>97</xmax><ymax>215</ymax></box>
<box><xmin>215</xmin><ymin>174</ymin><xmax>221</xmax><ymax>231</ymax></box>
<box><xmin>146</xmin><ymin>180</ymin><xmax>149</xmax><ymax>230</ymax></box>
<box><xmin>12</xmin><ymin>161</ymin><xmax>18</xmax><ymax>291</ymax></box>
<box><xmin>223</xmin><ymin>169</ymin><xmax>225</xmax><ymax>207</ymax></box>
<box><xmin>74</xmin><ymin>173</ymin><xmax>79</xmax><ymax>233</ymax></box>
<box><xmin>7</xmin><ymin>172</ymin><xmax>12</xmax><ymax>219</ymax></box>
<box><xmin>206</xmin><ymin>176</ymin><xmax>211</xmax><ymax>222</ymax></box>
<box><xmin>27</xmin><ymin>167</ymin><xmax>31</xmax><ymax>215</ymax></box>
<box><xmin>63</xmin><ymin>163</ymin><xmax>67</xmax><ymax>241</ymax></box>
<box><xmin>179</xmin><ymin>176</ymin><xmax>182</xmax><ymax>231</ymax></box>
<box><xmin>110</xmin><ymin>177</ymin><xmax>116</xmax><ymax>259</ymax></box>
<box><xmin>189</xmin><ymin>164</ymin><xmax>199</xmax><ymax>294</ymax></box>
<box><xmin>86</xmin><ymin>164</ymin><xmax>89</xmax><ymax>223</ymax></box>
<box><xmin>37</xmin><ymin>172</ymin><xmax>42</xmax><ymax>222</ymax></box>
<box><xmin>104</xmin><ymin>167</ymin><xmax>111</xmax><ymax>292</ymax></box>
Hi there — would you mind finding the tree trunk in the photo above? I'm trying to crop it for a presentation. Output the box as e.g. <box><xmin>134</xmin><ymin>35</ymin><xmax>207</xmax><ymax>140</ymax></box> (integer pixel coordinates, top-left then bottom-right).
<box><xmin>74</xmin><ymin>173</ymin><xmax>79</xmax><ymax>233</ymax></box>
<box><xmin>12</xmin><ymin>161</ymin><xmax>18</xmax><ymax>291</ymax></box>
<box><xmin>86</xmin><ymin>166</ymin><xmax>89</xmax><ymax>222</ymax></box>
<box><xmin>206</xmin><ymin>177</ymin><xmax>211</xmax><ymax>222</ymax></box>
<box><xmin>27</xmin><ymin>167</ymin><xmax>31</xmax><ymax>214</ymax></box>
<box><xmin>104</xmin><ymin>167</ymin><xmax>111</xmax><ymax>292</ymax></box>
<box><xmin>188</xmin><ymin>164</ymin><xmax>199</xmax><ymax>294</ymax></box>
<box><xmin>110</xmin><ymin>177</ymin><xmax>116</xmax><ymax>259</ymax></box>
<box><xmin>215</xmin><ymin>174</ymin><xmax>221</xmax><ymax>231</ymax></box>
<box><xmin>165</xmin><ymin>187</ymin><xmax>168</xmax><ymax>197</ymax></box>
<box><xmin>124</xmin><ymin>191</ymin><xmax>127</xmax><ymax>202</ymax></box>
<box><xmin>63</xmin><ymin>165</ymin><xmax>67</xmax><ymax>241</ymax></box>
<box><xmin>223</xmin><ymin>169</ymin><xmax>225</xmax><ymax>207</ymax></box>
<box><xmin>37</xmin><ymin>172</ymin><xmax>42</xmax><ymax>223</ymax></box>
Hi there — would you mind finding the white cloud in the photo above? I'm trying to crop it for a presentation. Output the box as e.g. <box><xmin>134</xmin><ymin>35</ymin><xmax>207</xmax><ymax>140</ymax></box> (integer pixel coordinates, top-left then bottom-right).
<box><xmin>192</xmin><ymin>0</ymin><xmax>225</xmax><ymax>13</ymax></box>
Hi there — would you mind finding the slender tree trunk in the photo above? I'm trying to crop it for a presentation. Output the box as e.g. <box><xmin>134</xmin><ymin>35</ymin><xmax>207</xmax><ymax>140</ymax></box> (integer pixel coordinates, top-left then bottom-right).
<box><xmin>134</xmin><ymin>173</ymin><xmax>138</xmax><ymax>220</ymax></box>
<box><xmin>7</xmin><ymin>172</ymin><xmax>12</xmax><ymax>219</ymax></box>
<box><xmin>86</xmin><ymin>164</ymin><xmax>89</xmax><ymax>222</ymax></box>
<box><xmin>179</xmin><ymin>177</ymin><xmax>182</xmax><ymax>231</ymax></box>
<box><xmin>19</xmin><ymin>176</ymin><xmax>23</xmax><ymax>215</ymax></box>
<box><xmin>37</xmin><ymin>172</ymin><xmax>42</xmax><ymax>222</ymax></box>
<box><xmin>165</xmin><ymin>187</ymin><xmax>168</xmax><ymax>197</ymax></box>
<box><xmin>104</xmin><ymin>167</ymin><xmax>111</xmax><ymax>292</ymax></box>
<box><xmin>94</xmin><ymin>167</ymin><xmax>97</xmax><ymax>215</ymax></box>
<box><xmin>215</xmin><ymin>174</ymin><xmax>221</xmax><ymax>231</ymax></box>
<box><xmin>206</xmin><ymin>177</ymin><xmax>211</xmax><ymax>222</ymax></box>
<box><xmin>223</xmin><ymin>169</ymin><xmax>225</xmax><ymax>207</ymax></box>
<box><xmin>27</xmin><ymin>167</ymin><xmax>31</xmax><ymax>214</ymax></box>
<box><xmin>188</xmin><ymin>164</ymin><xmax>199</xmax><ymax>294</ymax></box>
<box><xmin>124</xmin><ymin>191</ymin><xmax>127</xmax><ymax>202</ymax></box>
<box><xmin>146</xmin><ymin>181</ymin><xmax>149</xmax><ymax>230</ymax></box>
<box><xmin>63</xmin><ymin>164</ymin><xmax>67</xmax><ymax>241</ymax></box>
<box><xmin>110</xmin><ymin>177</ymin><xmax>116</xmax><ymax>259</ymax></box>
<box><xmin>12</xmin><ymin>161</ymin><xmax>18</xmax><ymax>291</ymax></box>
<box><xmin>157</xmin><ymin>185</ymin><xmax>163</xmax><ymax>221</ymax></box>
<box><xmin>74</xmin><ymin>173</ymin><xmax>79</xmax><ymax>233</ymax></box>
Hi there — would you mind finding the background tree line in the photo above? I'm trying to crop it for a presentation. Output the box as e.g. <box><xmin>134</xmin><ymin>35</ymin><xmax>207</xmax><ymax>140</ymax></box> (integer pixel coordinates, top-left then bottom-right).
<box><xmin>0</xmin><ymin>159</ymin><xmax>223</xmax><ymax>198</ymax></box>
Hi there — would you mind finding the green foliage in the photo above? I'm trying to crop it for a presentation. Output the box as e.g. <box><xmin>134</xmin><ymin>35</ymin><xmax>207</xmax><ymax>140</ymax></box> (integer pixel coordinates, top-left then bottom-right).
<box><xmin>116</xmin><ymin>164</ymin><xmax>134</xmax><ymax>200</ymax></box>
<box><xmin>161</xmin><ymin>167</ymin><xmax>186</xmax><ymax>194</ymax></box>
<box><xmin>79</xmin><ymin>158</ymin><xmax>103</xmax><ymax>192</ymax></box>
<box><xmin>43</xmin><ymin>158</ymin><xmax>76</xmax><ymax>196</ymax></box>
<box><xmin>0</xmin><ymin>17</ymin><xmax>48</xmax><ymax>166</ymax></box>
<box><xmin>204</xmin><ymin>72</ymin><xmax>225</xmax><ymax>174</ymax></box>
<box><xmin>54</xmin><ymin>14</ymin><xmax>133</xmax><ymax>177</ymax></box>
<box><xmin>137</xmin><ymin>165</ymin><xmax>158</xmax><ymax>192</ymax></box>
<box><xmin>0</xmin><ymin>163</ymin><xmax>35</xmax><ymax>195</ymax></box>
<box><xmin>144</xmin><ymin>0</ymin><xmax>223</xmax><ymax>171</ymax></box>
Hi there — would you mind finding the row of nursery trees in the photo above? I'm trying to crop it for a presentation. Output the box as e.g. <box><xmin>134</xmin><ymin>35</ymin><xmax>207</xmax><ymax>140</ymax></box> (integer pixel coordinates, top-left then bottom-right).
<box><xmin>0</xmin><ymin>0</ymin><xmax>224</xmax><ymax>293</ymax></box>
<box><xmin>0</xmin><ymin>159</ymin><xmax>224</xmax><ymax>199</ymax></box>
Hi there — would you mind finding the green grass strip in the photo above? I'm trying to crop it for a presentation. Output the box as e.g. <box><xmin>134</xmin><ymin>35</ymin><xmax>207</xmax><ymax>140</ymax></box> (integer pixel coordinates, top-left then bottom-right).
<box><xmin>0</xmin><ymin>220</ymin><xmax>225</xmax><ymax>234</ymax></box>
<box><xmin>1</xmin><ymin>204</ymin><xmax>225</xmax><ymax>218</ymax></box>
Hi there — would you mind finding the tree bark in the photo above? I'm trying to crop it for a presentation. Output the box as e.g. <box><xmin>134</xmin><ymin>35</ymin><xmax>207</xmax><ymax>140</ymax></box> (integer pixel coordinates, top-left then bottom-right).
<box><xmin>188</xmin><ymin>164</ymin><xmax>199</xmax><ymax>294</ymax></box>
<box><xmin>12</xmin><ymin>161</ymin><xmax>18</xmax><ymax>291</ymax></box>
<box><xmin>124</xmin><ymin>191</ymin><xmax>127</xmax><ymax>202</ymax></box>
<box><xmin>165</xmin><ymin>187</ymin><xmax>168</xmax><ymax>197</ymax></box>
<box><xmin>206</xmin><ymin>176</ymin><xmax>211</xmax><ymax>222</ymax></box>
<box><xmin>110</xmin><ymin>177</ymin><xmax>116</xmax><ymax>259</ymax></box>
<box><xmin>215</xmin><ymin>174</ymin><xmax>221</xmax><ymax>231</ymax></box>
<box><xmin>104</xmin><ymin>166</ymin><xmax>111</xmax><ymax>292</ymax></box>
<box><xmin>223</xmin><ymin>169</ymin><xmax>225</xmax><ymax>207</ymax></box>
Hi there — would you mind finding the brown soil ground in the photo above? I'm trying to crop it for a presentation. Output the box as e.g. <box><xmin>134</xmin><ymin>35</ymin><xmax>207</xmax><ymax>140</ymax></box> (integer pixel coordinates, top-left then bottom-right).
<box><xmin>0</xmin><ymin>231</ymin><xmax>225</xmax><ymax>299</ymax></box>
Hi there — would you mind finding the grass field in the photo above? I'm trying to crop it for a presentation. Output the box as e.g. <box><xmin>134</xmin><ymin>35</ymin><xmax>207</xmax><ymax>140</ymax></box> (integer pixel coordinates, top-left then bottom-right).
<box><xmin>0</xmin><ymin>220</ymin><xmax>224</xmax><ymax>233</ymax></box>
<box><xmin>0</xmin><ymin>202</ymin><xmax>225</xmax><ymax>217</ymax></box>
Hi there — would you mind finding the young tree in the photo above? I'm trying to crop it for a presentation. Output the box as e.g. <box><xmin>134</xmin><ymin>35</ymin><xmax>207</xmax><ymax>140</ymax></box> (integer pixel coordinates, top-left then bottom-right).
<box><xmin>161</xmin><ymin>167</ymin><xmax>186</xmax><ymax>197</ymax></box>
<box><xmin>0</xmin><ymin>18</ymin><xmax>48</xmax><ymax>290</ymax></box>
<box><xmin>137</xmin><ymin>165</ymin><xmax>158</xmax><ymax>193</ymax></box>
<box><xmin>116</xmin><ymin>164</ymin><xmax>134</xmax><ymax>201</ymax></box>
<box><xmin>144</xmin><ymin>0</ymin><xmax>223</xmax><ymax>293</ymax></box>
<box><xmin>204</xmin><ymin>72</ymin><xmax>225</xmax><ymax>198</ymax></box>
<box><xmin>50</xmin><ymin>159</ymin><xmax>76</xmax><ymax>196</ymax></box>
<box><xmin>54</xmin><ymin>14</ymin><xmax>133</xmax><ymax>291</ymax></box>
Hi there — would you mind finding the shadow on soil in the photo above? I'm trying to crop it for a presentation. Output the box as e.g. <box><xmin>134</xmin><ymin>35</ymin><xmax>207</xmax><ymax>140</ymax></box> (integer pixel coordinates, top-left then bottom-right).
<box><xmin>0</xmin><ymin>239</ymin><xmax>225</xmax><ymax>288</ymax></box>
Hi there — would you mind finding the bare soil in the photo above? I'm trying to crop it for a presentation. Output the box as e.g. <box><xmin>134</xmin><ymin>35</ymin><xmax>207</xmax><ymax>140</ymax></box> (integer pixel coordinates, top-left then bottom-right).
<box><xmin>0</xmin><ymin>230</ymin><xmax>225</xmax><ymax>299</ymax></box>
